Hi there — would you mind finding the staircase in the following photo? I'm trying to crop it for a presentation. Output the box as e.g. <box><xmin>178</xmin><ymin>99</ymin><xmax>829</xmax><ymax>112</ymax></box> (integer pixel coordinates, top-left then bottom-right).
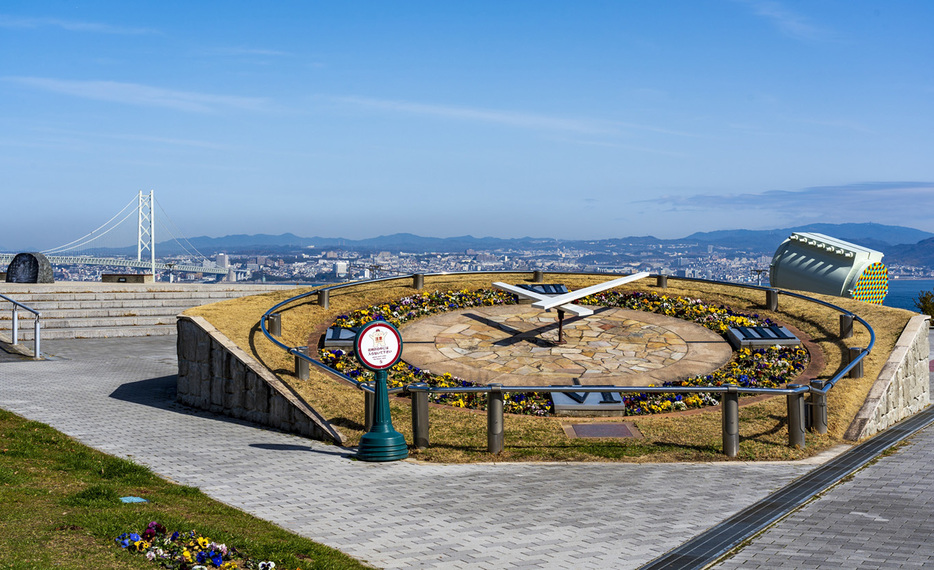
<box><xmin>0</xmin><ymin>282</ymin><xmax>288</xmax><ymax>341</ymax></box>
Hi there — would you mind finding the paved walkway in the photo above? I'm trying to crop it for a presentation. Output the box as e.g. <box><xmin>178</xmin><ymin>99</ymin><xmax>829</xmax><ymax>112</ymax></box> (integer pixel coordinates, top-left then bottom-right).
<box><xmin>710</xmin><ymin>330</ymin><xmax>934</xmax><ymax>570</ymax></box>
<box><xmin>0</xmin><ymin>333</ymin><xmax>932</xmax><ymax>569</ymax></box>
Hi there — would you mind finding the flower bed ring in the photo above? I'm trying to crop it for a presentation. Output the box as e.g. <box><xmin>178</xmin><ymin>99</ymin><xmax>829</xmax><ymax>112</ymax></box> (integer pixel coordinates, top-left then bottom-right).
<box><xmin>259</xmin><ymin>271</ymin><xmax>875</xmax><ymax>458</ymax></box>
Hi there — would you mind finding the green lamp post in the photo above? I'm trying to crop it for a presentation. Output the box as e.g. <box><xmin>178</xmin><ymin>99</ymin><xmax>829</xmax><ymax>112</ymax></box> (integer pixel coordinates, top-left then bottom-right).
<box><xmin>354</xmin><ymin>320</ymin><xmax>409</xmax><ymax>462</ymax></box>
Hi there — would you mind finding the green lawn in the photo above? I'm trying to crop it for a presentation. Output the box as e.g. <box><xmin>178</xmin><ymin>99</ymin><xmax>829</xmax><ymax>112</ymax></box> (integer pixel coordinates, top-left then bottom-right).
<box><xmin>0</xmin><ymin>408</ymin><xmax>371</xmax><ymax>570</ymax></box>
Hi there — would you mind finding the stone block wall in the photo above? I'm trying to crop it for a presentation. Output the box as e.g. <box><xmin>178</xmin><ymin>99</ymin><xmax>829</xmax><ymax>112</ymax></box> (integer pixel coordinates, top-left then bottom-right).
<box><xmin>176</xmin><ymin>315</ymin><xmax>345</xmax><ymax>445</ymax></box>
<box><xmin>845</xmin><ymin>314</ymin><xmax>931</xmax><ymax>441</ymax></box>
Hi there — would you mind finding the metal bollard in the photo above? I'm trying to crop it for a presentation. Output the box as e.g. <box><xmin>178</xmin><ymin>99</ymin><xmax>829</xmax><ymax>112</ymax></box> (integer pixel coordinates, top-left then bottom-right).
<box><xmin>487</xmin><ymin>383</ymin><xmax>505</xmax><ymax>454</ymax></box>
<box><xmin>532</xmin><ymin>270</ymin><xmax>544</xmax><ymax>283</ymax></box>
<box><xmin>809</xmin><ymin>380</ymin><xmax>828</xmax><ymax>435</ymax></box>
<box><xmin>294</xmin><ymin>347</ymin><xmax>310</xmax><ymax>380</ymax></box>
<box><xmin>317</xmin><ymin>289</ymin><xmax>330</xmax><ymax>309</ymax></box>
<box><xmin>656</xmin><ymin>274</ymin><xmax>668</xmax><ymax>288</ymax></box>
<box><xmin>787</xmin><ymin>385</ymin><xmax>806</xmax><ymax>449</ymax></box>
<box><xmin>839</xmin><ymin>314</ymin><xmax>854</xmax><ymax>339</ymax></box>
<box><xmin>412</xmin><ymin>273</ymin><xmax>425</xmax><ymax>290</ymax></box>
<box><xmin>266</xmin><ymin>313</ymin><xmax>281</xmax><ymax>337</ymax></box>
<box><xmin>410</xmin><ymin>384</ymin><xmax>430</xmax><ymax>450</ymax></box>
<box><xmin>721</xmin><ymin>386</ymin><xmax>739</xmax><ymax>457</ymax></box>
<box><xmin>848</xmin><ymin>347</ymin><xmax>864</xmax><ymax>378</ymax></box>
<box><xmin>766</xmin><ymin>289</ymin><xmax>779</xmax><ymax>311</ymax></box>
<box><xmin>364</xmin><ymin>387</ymin><xmax>375</xmax><ymax>432</ymax></box>
<box><xmin>11</xmin><ymin>309</ymin><xmax>19</xmax><ymax>344</ymax></box>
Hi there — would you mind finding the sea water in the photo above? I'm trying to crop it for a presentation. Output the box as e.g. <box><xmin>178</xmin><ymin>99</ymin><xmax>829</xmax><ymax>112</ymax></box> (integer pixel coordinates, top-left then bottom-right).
<box><xmin>884</xmin><ymin>278</ymin><xmax>934</xmax><ymax>311</ymax></box>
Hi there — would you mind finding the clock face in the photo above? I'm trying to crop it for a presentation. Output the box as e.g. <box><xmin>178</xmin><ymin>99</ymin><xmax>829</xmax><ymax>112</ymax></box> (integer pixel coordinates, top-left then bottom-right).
<box><xmin>354</xmin><ymin>321</ymin><xmax>403</xmax><ymax>371</ymax></box>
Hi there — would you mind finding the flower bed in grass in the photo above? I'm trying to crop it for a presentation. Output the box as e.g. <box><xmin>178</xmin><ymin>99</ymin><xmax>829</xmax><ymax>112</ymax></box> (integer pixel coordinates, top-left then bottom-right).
<box><xmin>319</xmin><ymin>289</ymin><xmax>808</xmax><ymax>416</ymax></box>
<box><xmin>116</xmin><ymin>521</ymin><xmax>281</xmax><ymax>569</ymax></box>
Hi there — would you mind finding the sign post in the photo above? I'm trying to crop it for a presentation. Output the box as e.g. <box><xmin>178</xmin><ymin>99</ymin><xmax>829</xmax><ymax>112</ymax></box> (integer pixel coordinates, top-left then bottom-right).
<box><xmin>354</xmin><ymin>320</ymin><xmax>409</xmax><ymax>462</ymax></box>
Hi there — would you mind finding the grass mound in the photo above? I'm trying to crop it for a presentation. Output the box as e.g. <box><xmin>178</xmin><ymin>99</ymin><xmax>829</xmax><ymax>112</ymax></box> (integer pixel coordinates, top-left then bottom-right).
<box><xmin>186</xmin><ymin>273</ymin><xmax>917</xmax><ymax>463</ymax></box>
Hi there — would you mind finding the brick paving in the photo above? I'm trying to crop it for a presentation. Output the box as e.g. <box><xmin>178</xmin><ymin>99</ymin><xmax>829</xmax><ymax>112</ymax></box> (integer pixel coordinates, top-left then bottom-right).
<box><xmin>1</xmin><ymin>335</ymin><xmax>820</xmax><ymax>569</ymax></box>
<box><xmin>711</xmin><ymin>330</ymin><xmax>934</xmax><ymax>570</ymax></box>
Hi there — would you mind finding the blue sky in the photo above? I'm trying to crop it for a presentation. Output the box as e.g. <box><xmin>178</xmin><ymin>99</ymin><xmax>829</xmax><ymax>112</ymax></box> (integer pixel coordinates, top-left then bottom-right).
<box><xmin>2</xmin><ymin>1</ymin><xmax>933</xmax><ymax>250</ymax></box>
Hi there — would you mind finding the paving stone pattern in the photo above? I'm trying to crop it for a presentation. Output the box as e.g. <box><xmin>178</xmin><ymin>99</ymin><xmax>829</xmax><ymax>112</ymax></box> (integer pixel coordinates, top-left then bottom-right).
<box><xmin>713</xmin><ymin>330</ymin><xmax>934</xmax><ymax>570</ymax></box>
<box><xmin>402</xmin><ymin>305</ymin><xmax>731</xmax><ymax>387</ymax></box>
<box><xmin>1</xmin><ymin>336</ymin><xmax>811</xmax><ymax>569</ymax></box>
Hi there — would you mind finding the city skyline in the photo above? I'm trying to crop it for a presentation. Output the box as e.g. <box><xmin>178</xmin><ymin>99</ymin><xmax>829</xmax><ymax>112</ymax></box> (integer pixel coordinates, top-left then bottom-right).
<box><xmin>2</xmin><ymin>1</ymin><xmax>933</xmax><ymax>250</ymax></box>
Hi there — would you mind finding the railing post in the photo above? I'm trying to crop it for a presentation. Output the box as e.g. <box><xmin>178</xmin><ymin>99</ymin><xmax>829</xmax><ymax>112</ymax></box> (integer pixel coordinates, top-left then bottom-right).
<box><xmin>364</xmin><ymin>385</ymin><xmax>375</xmax><ymax>432</ymax></box>
<box><xmin>766</xmin><ymin>289</ymin><xmax>779</xmax><ymax>311</ymax></box>
<box><xmin>787</xmin><ymin>385</ymin><xmax>806</xmax><ymax>449</ymax></box>
<box><xmin>487</xmin><ymin>383</ymin><xmax>504</xmax><ymax>454</ymax></box>
<box><xmin>809</xmin><ymin>380</ymin><xmax>828</xmax><ymax>435</ymax></box>
<box><xmin>33</xmin><ymin>318</ymin><xmax>41</xmax><ymax>360</ymax></box>
<box><xmin>721</xmin><ymin>386</ymin><xmax>739</xmax><ymax>457</ymax></box>
<box><xmin>294</xmin><ymin>348</ymin><xmax>310</xmax><ymax>380</ymax></box>
<box><xmin>839</xmin><ymin>314</ymin><xmax>854</xmax><ymax>339</ymax></box>
<box><xmin>11</xmin><ymin>308</ymin><xmax>19</xmax><ymax>345</ymax></box>
<box><xmin>318</xmin><ymin>289</ymin><xmax>330</xmax><ymax>309</ymax></box>
<box><xmin>412</xmin><ymin>273</ymin><xmax>425</xmax><ymax>290</ymax></box>
<box><xmin>848</xmin><ymin>347</ymin><xmax>864</xmax><ymax>378</ymax></box>
<box><xmin>532</xmin><ymin>270</ymin><xmax>544</xmax><ymax>283</ymax></box>
<box><xmin>266</xmin><ymin>313</ymin><xmax>281</xmax><ymax>337</ymax></box>
<box><xmin>411</xmin><ymin>383</ymin><xmax>429</xmax><ymax>450</ymax></box>
<box><xmin>656</xmin><ymin>274</ymin><xmax>668</xmax><ymax>288</ymax></box>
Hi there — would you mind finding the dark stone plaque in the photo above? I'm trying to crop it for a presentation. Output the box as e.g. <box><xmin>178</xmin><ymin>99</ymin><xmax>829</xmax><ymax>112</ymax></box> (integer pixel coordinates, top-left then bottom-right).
<box><xmin>5</xmin><ymin>252</ymin><xmax>54</xmax><ymax>283</ymax></box>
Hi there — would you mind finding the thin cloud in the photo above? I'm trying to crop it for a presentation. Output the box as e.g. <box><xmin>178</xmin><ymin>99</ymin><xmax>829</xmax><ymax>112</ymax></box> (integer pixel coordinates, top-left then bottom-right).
<box><xmin>549</xmin><ymin>136</ymin><xmax>689</xmax><ymax>157</ymax></box>
<box><xmin>736</xmin><ymin>0</ymin><xmax>830</xmax><ymax>41</ymax></box>
<box><xmin>109</xmin><ymin>134</ymin><xmax>231</xmax><ymax>150</ymax></box>
<box><xmin>3</xmin><ymin>77</ymin><xmax>269</xmax><ymax>113</ymax></box>
<box><xmin>206</xmin><ymin>47</ymin><xmax>293</xmax><ymax>57</ymax></box>
<box><xmin>0</xmin><ymin>14</ymin><xmax>157</xmax><ymax>35</ymax></box>
<box><xmin>336</xmin><ymin>96</ymin><xmax>701</xmax><ymax>140</ymax></box>
<box><xmin>337</xmin><ymin>96</ymin><xmax>616</xmax><ymax>135</ymax></box>
<box><xmin>643</xmin><ymin>182</ymin><xmax>934</xmax><ymax>226</ymax></box>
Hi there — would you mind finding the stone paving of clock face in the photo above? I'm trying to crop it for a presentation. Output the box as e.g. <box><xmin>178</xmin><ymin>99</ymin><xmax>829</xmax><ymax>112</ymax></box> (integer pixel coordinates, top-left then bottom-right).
<box><xmin>401</xmin><ymin>304</ymin><xmax>733</xmax><ymax>387</ymax></box>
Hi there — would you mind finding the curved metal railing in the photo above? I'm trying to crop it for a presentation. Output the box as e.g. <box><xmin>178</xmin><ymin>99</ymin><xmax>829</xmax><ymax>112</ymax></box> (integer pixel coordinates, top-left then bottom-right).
<box><xmin>258</xmin><ymin>271</ymin><xmax>877</xmax><ymax>455</ymax></box>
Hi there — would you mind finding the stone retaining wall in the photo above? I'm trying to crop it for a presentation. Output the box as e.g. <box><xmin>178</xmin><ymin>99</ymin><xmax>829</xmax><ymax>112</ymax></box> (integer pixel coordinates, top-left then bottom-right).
<box><xmin>176</xmin><ymin>314</ymin><xmax>344</xmax><ymax>444</ymax></box>
<box><xmin>845</xmin><ymin>315</ymin><xmax>931</xmax><ymax>441</ymax></box>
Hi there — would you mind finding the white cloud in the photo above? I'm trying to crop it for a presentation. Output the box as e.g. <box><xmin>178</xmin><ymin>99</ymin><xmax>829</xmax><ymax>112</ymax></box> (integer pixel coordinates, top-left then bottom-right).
<box><xmin>3</xmin><ymin>77</ymin><xmax>269</xmax><ymax>113</ymax></box>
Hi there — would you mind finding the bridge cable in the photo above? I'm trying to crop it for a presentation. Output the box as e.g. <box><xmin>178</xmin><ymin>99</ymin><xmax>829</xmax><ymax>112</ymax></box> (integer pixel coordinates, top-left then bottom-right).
<box><xmin>154</xmin><ymin>197</ymin><xmax>210</xmax><ymax>261</ymax></box>
<box><xmin>42</xmin><ymin>195</ymin><xmax>138</xmax><ymax>255</ymax></box>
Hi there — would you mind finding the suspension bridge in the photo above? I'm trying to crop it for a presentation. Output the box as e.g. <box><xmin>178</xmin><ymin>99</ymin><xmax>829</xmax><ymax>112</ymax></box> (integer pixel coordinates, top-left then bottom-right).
<box><xmin>0</xmin><ymin>191</ymin><xmax>228</xmax><ymax>276</ymax></box>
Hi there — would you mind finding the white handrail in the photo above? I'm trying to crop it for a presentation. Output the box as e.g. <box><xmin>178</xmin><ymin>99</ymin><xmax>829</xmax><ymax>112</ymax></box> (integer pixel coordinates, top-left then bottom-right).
<box><xmin>0</xmin><ymin>293</ymin><xmax>42</xmax><ymax>359</ymax></box>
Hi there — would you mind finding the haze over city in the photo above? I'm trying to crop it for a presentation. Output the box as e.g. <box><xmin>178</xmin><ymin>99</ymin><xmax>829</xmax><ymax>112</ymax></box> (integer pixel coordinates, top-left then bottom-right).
<box><xmin>2</xmin><ymin>1</ymin><xmax>933</xmax><ymax>250</ymax></box>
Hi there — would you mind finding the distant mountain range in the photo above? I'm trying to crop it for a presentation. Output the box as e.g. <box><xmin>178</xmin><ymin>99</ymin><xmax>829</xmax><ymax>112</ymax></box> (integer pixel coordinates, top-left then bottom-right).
<box><xmin>17</xmin><ymin>223</ymin><xmax>934</xmax><ymax>267</ymax></box>
<box><xmin>166</xmin><ymin>223</ymin><xmax>934</xmax><ymax>254</ymax></box>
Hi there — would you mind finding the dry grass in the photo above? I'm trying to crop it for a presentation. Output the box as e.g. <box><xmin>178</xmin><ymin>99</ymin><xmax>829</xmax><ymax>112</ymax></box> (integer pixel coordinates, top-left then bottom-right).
<box><xmin>185</xmin><ymin>273</ymin><xmax>917</xmax><ymax>463</ymax></box>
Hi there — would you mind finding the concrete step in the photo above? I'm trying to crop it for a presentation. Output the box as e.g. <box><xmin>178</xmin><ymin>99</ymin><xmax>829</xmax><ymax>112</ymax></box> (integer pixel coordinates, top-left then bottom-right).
<box><xmin>0</xmin><ymin>301</ymin><xmax>197</xmax><ymax>320</ymax></box>
<box><xmin>42</xmin><ymin>325</ymin><xmax>177</xmax><ymax>340</ymax></box>
<box><xmin>0</xmin><ymin>290</ymin><xmax>278</xmax><ymax>303</ymax></box>
<box><xmin>0</xmin><ymin>282</ymin><xmax>292</xmax><ymax>340</ymax></box>
<box><xmin>23</xmin><ymin>315</ymin><xmax>179</xmax><ymax>329</ymax></box>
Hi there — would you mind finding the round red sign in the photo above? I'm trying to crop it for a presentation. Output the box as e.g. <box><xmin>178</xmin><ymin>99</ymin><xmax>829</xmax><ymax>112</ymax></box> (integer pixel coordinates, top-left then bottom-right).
<box><xmin>354</xmin><ymin>321</ymin><xmax>403</xmax><ymax>371</ymax></box>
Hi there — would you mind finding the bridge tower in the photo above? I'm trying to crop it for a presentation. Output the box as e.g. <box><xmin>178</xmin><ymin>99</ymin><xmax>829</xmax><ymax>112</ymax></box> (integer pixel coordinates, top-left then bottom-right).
<box><xmin>137</xmin><ymin>190</ymin><xmax>155</xmax><ymax>275</ymax></box>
